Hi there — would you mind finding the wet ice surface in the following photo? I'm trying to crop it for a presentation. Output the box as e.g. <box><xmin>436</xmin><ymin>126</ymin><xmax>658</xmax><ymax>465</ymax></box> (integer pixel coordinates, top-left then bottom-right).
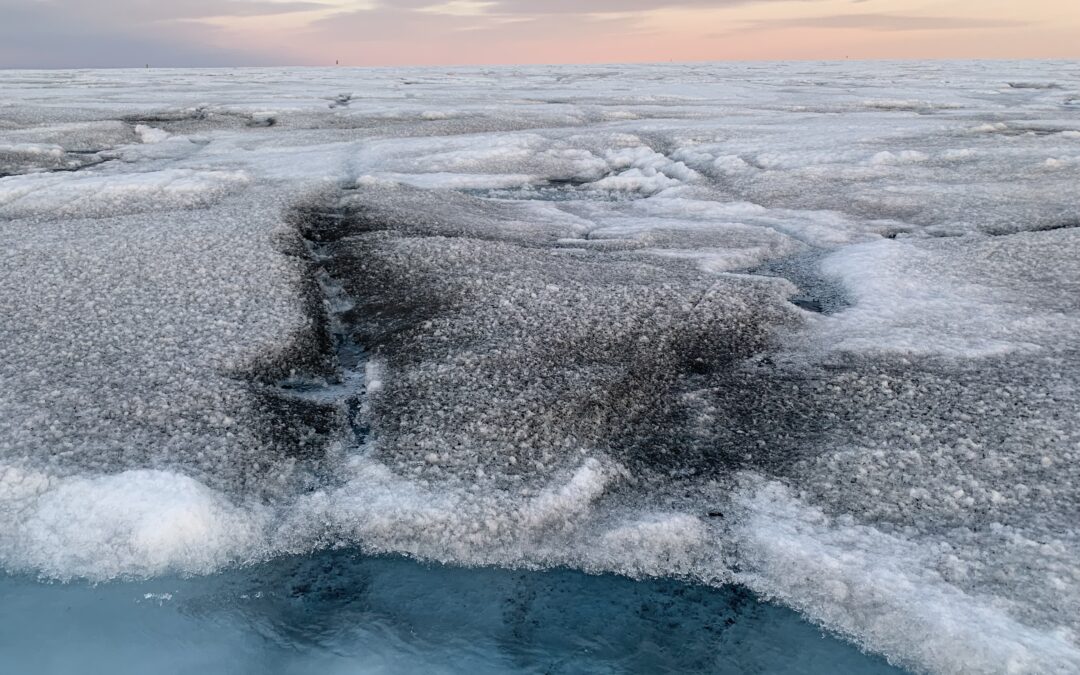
<box><xmin>0</xmin><ymin>553</ymin><xmax>901</xmax><ymax>675</ymax></box>
<box><xmin>1</xmin><ymin>62</ymin><xmax>1079</xmax><ymax>674</ymax></box>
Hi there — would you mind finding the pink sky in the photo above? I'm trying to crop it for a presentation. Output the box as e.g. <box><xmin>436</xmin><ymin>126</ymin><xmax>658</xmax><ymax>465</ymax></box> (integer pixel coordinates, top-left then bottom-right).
<box><xmin>2</xmin><ymin>0</ymin><xmax>1078</xmax><ymax>68</ymax></box>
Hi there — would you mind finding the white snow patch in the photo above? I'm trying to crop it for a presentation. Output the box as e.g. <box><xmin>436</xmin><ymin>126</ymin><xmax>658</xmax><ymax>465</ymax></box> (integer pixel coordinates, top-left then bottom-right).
<box><xmin>134</xmin><ymin>125</ymin><xmax>170</xmax><ymax>144</ymax></box>
<box><xmin>0</xmin><ymin>168</ymin><xmax>250</xmax><ymax>218</ymax></box>
<box><xmin>0</xmin><ymin>468</ymin><xmax>264</xmax><ymax>580</ymax></box>
<box><xmin>734</xmin><ymin>479</ymin><xmax>1080</xmax><ymax>675</ymax></box>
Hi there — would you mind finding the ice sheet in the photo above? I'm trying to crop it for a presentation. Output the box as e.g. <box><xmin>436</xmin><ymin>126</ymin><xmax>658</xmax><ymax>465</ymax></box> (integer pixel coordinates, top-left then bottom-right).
<box><xmin>2</xmin><ymin>61</ymin><xmax>1079</xmax><ymax>674</ymax></box>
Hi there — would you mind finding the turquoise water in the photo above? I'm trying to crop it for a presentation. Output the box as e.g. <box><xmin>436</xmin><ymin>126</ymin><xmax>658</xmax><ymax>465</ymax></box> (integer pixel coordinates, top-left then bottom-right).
<box><xmin>0</xmin><ymin>552</ymin><xmax>905</xmax><ymax>674</ymax></box>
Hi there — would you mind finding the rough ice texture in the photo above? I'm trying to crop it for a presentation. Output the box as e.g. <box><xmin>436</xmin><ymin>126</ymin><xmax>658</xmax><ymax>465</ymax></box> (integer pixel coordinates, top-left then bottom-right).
<box><xmin>2</xmin><ymin>62</ymin><xmax>1079</xmax><ymax>674</ymax></box>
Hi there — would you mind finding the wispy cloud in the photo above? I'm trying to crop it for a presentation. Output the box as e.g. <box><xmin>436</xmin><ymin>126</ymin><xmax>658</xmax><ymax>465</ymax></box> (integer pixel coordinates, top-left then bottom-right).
<box><xmin>735</xmin><ymin>13</ymin><xmax>1028</xmax><ymax>33</ymax></box>
<box><xmin>448</xmin><ymin>0</ymin><xmax>806</xmax><ymax>12</ymax></box>
<box><xmin>307</xmin><ymin>0</ymin><xmax>810</xmax><ymax>41</ymax></box>
<box><xmin>53</xmin><ymin>0</ymin><xmax>331</xmax><ymax>21</ymax></box>
<box><xmin>0</xmin><ymin>0</ymin><xmax>333</xmax><ymax>67</ymax></box>
<box><xmin>0</xmin><ymin>0</ymin><xmax>1065</xmax><ymax>67</ymax></box>
<box><xmin>308</xmin><ymin>4</ymin><xmax>636</xmax><ymax>41</ymax></box>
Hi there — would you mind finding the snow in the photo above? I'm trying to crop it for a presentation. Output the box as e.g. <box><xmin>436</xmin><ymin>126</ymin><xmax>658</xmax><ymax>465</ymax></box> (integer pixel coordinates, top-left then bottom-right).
<box><xmin>2</xmin><ymin>468</ymin><xmax>266</xmax><ymax>580</ymax></box>
<box><xmin>1</xmin><ymin>60</ymin><xmax>1079</xmax><ymax>674</ymax></box>
<box><xmin>813</xmin><ymin>229</ymin><xmax>1080</xmax><ymax>357</ymax></box>
<box><xmin>733</xmin><ymin>479</ymin><xmax>1080</xmax><ymax>675</ymax></box>
<box><xmin>0</xmin><ymin>168</ymin><xmax>251</xmax><ymax>218</ymax></box>
<box><xmin>133</xmin><ymin>124</ymin><xmax>170</xmax><ymax>144</ymax></box>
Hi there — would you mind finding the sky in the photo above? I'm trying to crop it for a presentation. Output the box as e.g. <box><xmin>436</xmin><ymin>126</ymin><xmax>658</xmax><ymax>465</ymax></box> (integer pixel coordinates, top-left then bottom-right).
<box><xmin>0</xmin><ymin>0</ymin><xmax>1078</xmax><ymax>68</ymax></box>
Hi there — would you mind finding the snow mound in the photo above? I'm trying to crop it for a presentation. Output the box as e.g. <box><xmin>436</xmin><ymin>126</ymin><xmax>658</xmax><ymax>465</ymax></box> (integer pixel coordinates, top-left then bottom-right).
<box><xmin>0</xmin><ymin>168</ymin><xmax>250</xmax><ymax>219</ymax></box>
<box><xmin>0</xmin><ymin>467</ymin><xmax>265</xmax><ymax>580</ymax></box>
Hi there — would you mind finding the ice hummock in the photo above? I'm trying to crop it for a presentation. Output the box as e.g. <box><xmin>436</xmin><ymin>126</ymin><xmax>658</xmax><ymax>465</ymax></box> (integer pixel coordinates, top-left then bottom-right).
<box><xmin>1</xmin><ymin>62</ymin><xmax>1079</xmax><ymax>674</ymax></box>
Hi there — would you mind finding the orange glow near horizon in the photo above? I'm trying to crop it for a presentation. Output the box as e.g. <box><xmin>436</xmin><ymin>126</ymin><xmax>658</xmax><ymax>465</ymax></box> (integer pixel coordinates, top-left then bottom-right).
<box><xmin>3</xmin><ymin>0</ymin><xmax>1077</xmax><ymax>69</ymax></box>
<box><xmin>200</xmin><ymin>0</ymin><xmax>1080</xmax><ymax>67</ymax></box>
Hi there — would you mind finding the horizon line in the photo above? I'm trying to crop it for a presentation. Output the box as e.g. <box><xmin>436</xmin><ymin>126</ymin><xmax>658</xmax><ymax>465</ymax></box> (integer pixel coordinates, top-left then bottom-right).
<box><xmin>3</xmin><ymin>55</ymin><xmax>1078</xmax><ymax>72</ymax></box>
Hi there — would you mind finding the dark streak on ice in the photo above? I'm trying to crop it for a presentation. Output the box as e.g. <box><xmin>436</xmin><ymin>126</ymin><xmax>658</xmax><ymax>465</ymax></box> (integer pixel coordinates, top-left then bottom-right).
<box><xmin>253</xmin><ymin>202</ymin><xmax>379</xmax><ymax>466</ymax></box>
<box><xmin>228</xmin><ymin>201</ymin><xmax>380</xmax><ymax>493</ymax></box>
<box><xmin>983</xmin><ymin>217</ymin><xmax>1080</xmax><ymax>237</ymax></box>
<box><xmin>265</xmin><ymin>185</ymin><xmax>847</xmax><ymax>487</ymax></box>
<box><xmin>746</xmin><ymin>252</ymin><xmax>850</xmax><ymax>316</ymax></box>
<box><xmin>123</xmin><ymin>108</ymin><xmax>278</xmax><ymax>133</ymax></box>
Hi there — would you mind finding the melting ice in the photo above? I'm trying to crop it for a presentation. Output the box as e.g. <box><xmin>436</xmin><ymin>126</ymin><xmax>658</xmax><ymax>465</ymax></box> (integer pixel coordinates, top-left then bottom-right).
<box><xmin>1</xmin><ymin>61</ymin><xmax>1079</xmax><ymax>674</ymax></box>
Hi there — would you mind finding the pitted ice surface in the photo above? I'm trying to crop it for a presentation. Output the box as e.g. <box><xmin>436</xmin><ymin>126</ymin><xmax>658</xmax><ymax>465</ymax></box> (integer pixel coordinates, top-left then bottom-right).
<box><xmin>2</xmin><ymin>62</ymin><xmax>1079</xmax><ymax>675</ymax></box>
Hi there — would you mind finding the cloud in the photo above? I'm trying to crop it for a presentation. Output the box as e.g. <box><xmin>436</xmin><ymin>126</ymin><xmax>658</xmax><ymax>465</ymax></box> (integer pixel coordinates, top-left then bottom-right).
<box><xmin>461</xmin><ymin>0</ymin><xmax>766</xmax><ymax>11</ymax></box>
<box><xmin>309</xmin><ymin>6</ymin><xmax>637</xmax><ymax>44</ymax></box>
<box><xmin>3</xmin><ymin>0</ymin><xmax>332</xmax><ymax>22</ymax></box>
<box><xmin>738</xmin><ymin>13</ymin><xmax>1028</xmax><ymax>33</ymax></box>
<box><xmin>382</xmin><ymin>0</ymin><xmax>806</xmax><ymax>13</ymax></box>
<box><xmin>0</xmin><ymin>0</ymin><xmax>327</xmax><ymax>67</ymax></box>
<box><xmin>308</xmin><ymin>0</ymin><xmax>814</xmax><ymax>41</ymax></box>
<box><xmin>0</xmin><ymin>0</ymin><xmax>1041</xmax><ymax>68</ymax></box>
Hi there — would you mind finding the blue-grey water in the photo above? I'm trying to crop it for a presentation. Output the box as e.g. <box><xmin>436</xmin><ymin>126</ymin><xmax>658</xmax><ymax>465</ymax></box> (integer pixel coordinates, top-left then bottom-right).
<box><xmin>0</xmin><ymin>552</ymin><xmax>905</xmax><ymax>674</ymax></box>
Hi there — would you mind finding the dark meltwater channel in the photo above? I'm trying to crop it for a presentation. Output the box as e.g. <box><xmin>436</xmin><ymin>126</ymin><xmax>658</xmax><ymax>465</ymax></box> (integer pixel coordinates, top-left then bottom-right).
<box><xmin>0</xmin><ymin>553</ymin><xmax>905</xmax><ymax>675</ymax></box>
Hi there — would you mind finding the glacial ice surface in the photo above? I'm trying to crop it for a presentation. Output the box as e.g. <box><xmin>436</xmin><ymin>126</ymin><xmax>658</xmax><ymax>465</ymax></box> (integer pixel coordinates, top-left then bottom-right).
<box><xmin>2</xmin><ymin>62</ymin><xmax>1079</xmax><ymax>674</ymax></box>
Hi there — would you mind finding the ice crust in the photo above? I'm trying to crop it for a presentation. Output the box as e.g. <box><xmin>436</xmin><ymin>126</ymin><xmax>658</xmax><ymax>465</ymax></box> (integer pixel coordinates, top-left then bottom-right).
<box><xmin>2</xmin><ymin>62</ymin><xmax>1079</xmax><ymax>674</ymax></box>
